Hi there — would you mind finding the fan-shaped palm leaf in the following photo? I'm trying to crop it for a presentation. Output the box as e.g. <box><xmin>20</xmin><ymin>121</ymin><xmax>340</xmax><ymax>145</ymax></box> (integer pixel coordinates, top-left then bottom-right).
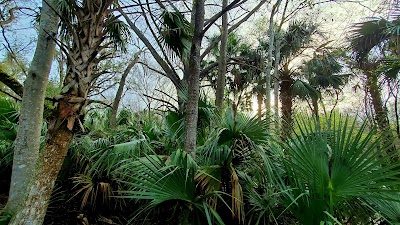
<box><xmin>160</xmin><ymin>10</ymin><xmax>193</xmax><ymax>61</ymax></box>
<box><xmin>292</xmin><ymin>79</ymin><xmax>321</xmax><ymax>100</ymax></box>
<box><xmin>117</xmin><ymin>150</ymin><xmax>225</xmax><ymax>225</ymax></box>
<box><xmin>279</xmin><ymin>115</ymin><xmax>400</xmax><ymax>224</ymax></box>
<box><xmin>350</xmin><ymin>18</ymin><xmax>393</xmax><ymax>60</ymax></box>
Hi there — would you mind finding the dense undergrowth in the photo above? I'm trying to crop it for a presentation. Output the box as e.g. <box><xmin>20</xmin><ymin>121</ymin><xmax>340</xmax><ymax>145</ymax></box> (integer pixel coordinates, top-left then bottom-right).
<box><xmin>1</xmin><ymin>97</ymin><xmax>400</xmax><ymax>225</ymax></box>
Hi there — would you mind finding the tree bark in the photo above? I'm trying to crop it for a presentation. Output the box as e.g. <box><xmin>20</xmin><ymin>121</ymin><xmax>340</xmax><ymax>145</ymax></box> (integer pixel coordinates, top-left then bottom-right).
<box><xmin>9</xmin><ymin>1</ymin><xmax>118</xmax><ymax>222</ymax></box>
<box><xmin>363</xmin><ymin>64</ymin><xmax>391</xmax><ymax>132</ymax></box>
<box><xmin>265</xmin><ymin>0</ymin><xmax>282</xmax><ymax>130</ymax></box>
<box><xmin>8</xmin><ymin>108</ymin><xmax>73</xmax><ymax>224</ymax></box>
<box><xmin>110</xmin><ymin>51</ymin><xmax>142</xmax><ymax>128</ymax></box>
<box><xmin>184</xmin><ymin>0</ymin><xmax>205</xmax><ymax>159</ymax></box>
<box><xmin>0</xmin><ymin>70</ymin><xmax>23</xmax><ymax>97</ymax></box>
<box><xmin>365</xmin><ymin>68</ymin><xmax>397</xmax><ymax>159</ymax></box>
<box><xmin>273</xmin><ymin>38</ymin><xmax>281</xmax><ymax>130</ymax></box>
<box><xmin>280</xmin><ymin>65</ymin><xmax>293</xmax><ymax>137</ymax></box>
<box><xmin>5</xmin><ymin>0</ymin><xmax>58</xmax><ymax>215</ymax></box>
<box><xmin>311</xmin><ymin>97</ymin><xmax>319</xmax><ymax>120</ymax></box>
<box><xmin>215</xmin><ymin>0</ymin><xmax>228</xmax><ymax>109</ymax></box>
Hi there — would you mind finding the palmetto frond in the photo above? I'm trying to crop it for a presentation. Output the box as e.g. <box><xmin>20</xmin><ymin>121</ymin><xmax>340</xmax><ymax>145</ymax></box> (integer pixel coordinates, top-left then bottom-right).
<box><xmin>0</xmin><ymin>97</ymin><xmax>19</xmax><ymax>141</ymax></box>
<box><xmin>280</xmin><ymin>21</ymin><xmax>318</xmax><ymax>62</ymax></box>
<box><xmin>160</xmin><ymin>10</ymin><xmax>193</xmax><ymax>61</ymax></box>
<box><xmin>292</xmin><ymin>79</ymin><xmax>321</xmax><ymax>100</ymax></box>
<box><xmin>279</xmin><ymin>115</ymin><xmax>400</xmax><ymax>224</ymax></box>
<box><xmin>378</xmin><ymin>55</ymin><xmax>400</xmax><ymax>79</ymax></box>
<box><xmin>365</xmin><ymin>194</ymin><xmax>400</xmax><ymax>224</ymax></box>
<box><xmin>117</xmin><ymin>150</ymin><xmax>226</xmax><ymax>225</ymax></box>
<box><xmin>350</xmin><ymin>18</ymin><xmax>398</xmax><ymax>60</ymax></box>
<box><xmin>105</xmin><ymin>16</ymin><xmax>131</xmax><ymax>52</ymax></box>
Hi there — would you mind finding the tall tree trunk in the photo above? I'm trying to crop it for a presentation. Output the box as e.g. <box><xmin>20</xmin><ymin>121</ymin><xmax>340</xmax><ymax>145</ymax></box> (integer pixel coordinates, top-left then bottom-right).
<box><xmin>184</xmin><ymin>0</ymin><xmax>205</xmax><ymax>159</ymax></box>
<box><xmin>264</xmin><ymin>0</ymin><xmax>282</xmax><ymax>120</ymax></box>
<box><xmin>9</xmin><ymin>107</ymin><xmax>73</xmax><ymax>224</ymax></box>
<box><xmin>280</xmin><ymin>65</ymin><xmax>293</xmax><ymax>137</ymax></box>
<box><xmin>364</xmin><ymin>65</ymin><xmax>397</xmax><ymax>159</ymax></box>
<box><xmin>215</xmin><ymin>0</ymin><xmax>228</xmax><ymax>109</ymax></box>
<box><xmin>273</xmin><ymin>38</ymin><xmax>281</xmax><ymax>131</ymax></box>
<box><xmin>365</xmin><ymin>69</ymin><xmax>391</xmax><ymax>132</ymax></box>
<box><xmin>4</xmin><ymin>0</ymin><xmax>58</xmax><ymax>215</ymax></box>
<box><xmin>110</xmin><ymin>51</ymin><xmax>142</xmax><ymax>128</ymax></box>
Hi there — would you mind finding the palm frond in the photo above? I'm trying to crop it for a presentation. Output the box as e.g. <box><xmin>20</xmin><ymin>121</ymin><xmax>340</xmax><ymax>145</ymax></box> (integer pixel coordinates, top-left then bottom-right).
<box><xmin>292</xmin><ymin>79</ymin><xmax>321</xmax><ymax>100</ymax></box>
<box><xmin>279</xmin><ymin>115</ymin><xmax>400</xmax><ymax>224</ymax></box>
<box><xmin>350</xmin><ymin>18</ymin><xmax>392</xmax><ymax>60</ymax></box>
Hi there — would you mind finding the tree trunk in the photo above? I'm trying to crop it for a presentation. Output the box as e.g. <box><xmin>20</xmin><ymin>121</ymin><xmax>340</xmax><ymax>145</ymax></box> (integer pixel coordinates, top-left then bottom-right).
<box><xmin>8</xmin><ymin>1</ymin><xmax>117</xmax><ymax>222</ymax></box>
<box><xmin>5</xmin><ymin>0</ymin><xmax>58</xmax><ymax>215</ymax></box>
<box><xmin>110</xmin><ymin>51</ymin><xmax>142</xmax><ymax>128</ymax></box>
<box><xmin>365</xmin><ymin>69</ymin><xmax>390</xmax><ymax>132</ymax></box>
<box><xmin>312</xmin><ymin>97</ymin><xmax>319</xmax><ymax>120</ymax></box>
<box><xmin>264</xmin><ymin>0</ymin><xmax>282</xmax><ymax>120</ymax></box>
<box><xmin>184</xmin><ymin>0</ymin><xmax>205</xmax><ymax>159</ymax></box>
<box><xmin>280</xmin><ymin>66</ymin><xmax>293</xmax><ymax>137</ymax></box>
<box><xmin>273</xmin><ymin>38</ymin><xmax>281</xmax><ymax>131</ymax></box>
<box><xmin>215</xmin><ymin>0</ymin><xmax>228</xmax><ymax>109</ymax></box>
<box><xmin>8</xmin><ymin>109</ymin><xmax>73</xmax><ymax>224</ymax></box>
<box><xmin>257</xmin><ymin>92</ymin><xmax>263</xmax><ymax>119</ymax></box>
<box><xmin>364</xmin><ymin>66</ymin><xmax>397</xmax><ymax>159</ymax></box>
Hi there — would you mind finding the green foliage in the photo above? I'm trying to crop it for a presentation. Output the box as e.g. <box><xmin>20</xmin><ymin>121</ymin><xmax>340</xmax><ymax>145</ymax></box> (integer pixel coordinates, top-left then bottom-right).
<box><xmin>0</xmin><ymin>211</ymin><xmax>13</xmax><ymax>225</ymax></box>
<box><xmin>56</xmin><ymin>0</ymin><xmax>131</xmax><ymax>52</ymax></box>
<box><xmin>105</xmin><ymin>16</ymin><xmax>132</xmax><ymax>52</ymax></box>
<box><xmin>160</xmin><ymin>10</ymin><xmax>193</xmax><ymax>61</ymax></box>
<box><xmin>0</xmin><ymin>97</ymin><xmax>18</xmax><ymax>142</ymax></box>
<box><xmin>279</xmin><ymin>115</ymin><xmax>400</xmax><ymax>224</ymax></box>
<box><xmin>0</xmin><ymin>97</ymin><xmax>19</xmax><ymax>169</ymax></box>
<box><xmin>366</xmin><ymin>194</ymin><xmax>400</xmax><ymax>224</ymax></box>
<box><xmin>350</xmin><ymin>18</ymin><xmax>396</xmax><ymax>60</ymax></box>
<box><xmin>117</xmin><ymin>149</ymin><xmax>226</xmax><ymax>225</ymax></box>
<box><xmin>280</xmin><ymin>21</ymin><xmax>318</xmax><ymax>62</ymax></box>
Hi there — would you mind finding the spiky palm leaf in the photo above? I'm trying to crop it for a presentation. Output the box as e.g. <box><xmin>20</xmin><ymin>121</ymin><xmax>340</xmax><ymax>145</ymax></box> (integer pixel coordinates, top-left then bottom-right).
<box><xmin>280</xmin><ymin>21</ymin><xmax>318</xmax><ymax>62</ymax></box>
<box><xmin>160</xmin><ymin>10</ymin><xmax>193</xmax><ymax>61</ymax></box>
<box><xmin>279</xmin><ymin>115</ymin><xmax>400</xmax><ymax>224</ymax></box>
<box><xmin>292</xmin><ymin>79</ymin><xmax>321</xmax><ymax>100</ymax></box>
<box><xmin>350</xmin><ymin>18</ymin><xmax>394</xmax><ymax>60</ymax></box>
<box><xmin>117</xmin><ymin>149</ymin><xmax>226</xmax><ymax>225</ymax></box>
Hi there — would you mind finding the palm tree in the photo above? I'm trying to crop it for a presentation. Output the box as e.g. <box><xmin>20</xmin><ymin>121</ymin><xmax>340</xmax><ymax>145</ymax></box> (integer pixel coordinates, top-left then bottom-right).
<box><xmin>277</xmin><ymin>20</ymin><xmax>317</xmax><ymax>136</ymax></box>
<box><xmin>350</xmin><ymin>17</ymin><xmax>400</xmax><ymax>133</ymax></box>
<box><xmin>9</xmin><ymin>1</ymin><xmax>131</xmax><ymax>223</ymax></box>
<box><xmin>294</xmin><ymin>51</ymin><xmax>348</xmax><ymax>120</ymax></box>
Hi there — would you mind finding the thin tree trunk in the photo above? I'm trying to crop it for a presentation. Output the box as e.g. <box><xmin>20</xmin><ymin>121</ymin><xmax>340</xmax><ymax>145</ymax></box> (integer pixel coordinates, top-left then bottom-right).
<box><xmin>264</xmin><ymin>0</ymin><xmax>282</xmax><ymax>120</ymax></box>
<box><xmin>312</xmin><ymin>97</ymin><xmax>319</xmax><ymax>120</ymax></box>
<box><xmin>184</xmin><ymin>0</ymin><xmax>205</xmax><ymax>159</ymax></box>
<box><xmin>215</xmin><ymin>0</ymin><xmax>228</xmax><ymax>109</ymax></box>
<box><xmin>273</xmin><ymin>38</ymin><xmax>281</xmax><ymax>130</ymax></box>
<box><xmin>110</xmin><ymin>51</ymin><xmax>142</xmax><ymax>128</ymax></box>
<box><xmin>5</xmin><ymin>0</ymin><xmax>58</xmax><ymax>215</ymax></box>
<box><xmin>395</xmin><ymin>90</ymin><xmax>400</xmax><ymax>139</ymax></box>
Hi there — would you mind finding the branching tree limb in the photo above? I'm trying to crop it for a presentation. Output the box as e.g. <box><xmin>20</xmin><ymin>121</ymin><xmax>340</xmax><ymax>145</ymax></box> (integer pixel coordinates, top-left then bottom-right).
<box><xmin>0</xmin><ymin>70</ymin><xmax>23</xmax><ymax>97</ymax></box>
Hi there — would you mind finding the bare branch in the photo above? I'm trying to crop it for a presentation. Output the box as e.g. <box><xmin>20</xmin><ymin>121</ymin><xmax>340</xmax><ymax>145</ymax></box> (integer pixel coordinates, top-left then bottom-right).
<box><xmin>200</xmin><ymin>0</ymin><xmax>268</xmax><ymax>60</ymax></box>
<box><xmin>0</xmin><ymin>70</ymin><xmax>24</xmax><ymax>97</ymax></box>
